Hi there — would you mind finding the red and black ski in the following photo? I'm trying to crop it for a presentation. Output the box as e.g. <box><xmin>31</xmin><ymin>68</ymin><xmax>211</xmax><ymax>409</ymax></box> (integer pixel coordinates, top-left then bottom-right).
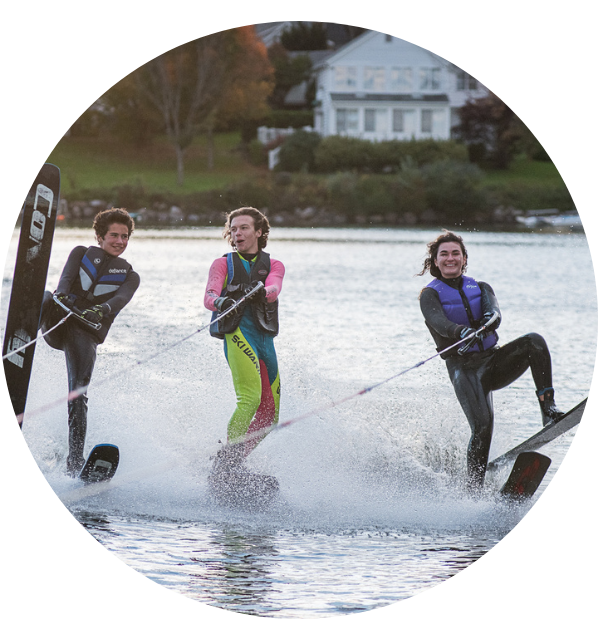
<box><xmin>499</xmin><ymin>451</ymin><xmax>551</xmax><ymax>501</ymax></box>
<box><xmin>3</xmin><ymin>163</ymin><xmax>60</xmax><ymax>427</ymax></box>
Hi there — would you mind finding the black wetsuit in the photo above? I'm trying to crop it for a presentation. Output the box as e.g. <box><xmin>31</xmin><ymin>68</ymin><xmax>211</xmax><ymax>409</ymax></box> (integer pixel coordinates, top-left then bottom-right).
<box><xmin>40</xmin><ymin>246</ymin><xmax>140</xmax><ymax>474</ymax></box>
<box><xmin>420</xmin><ymin>276</ymin><xmax>554</xmax><ymax>489</ymax></box>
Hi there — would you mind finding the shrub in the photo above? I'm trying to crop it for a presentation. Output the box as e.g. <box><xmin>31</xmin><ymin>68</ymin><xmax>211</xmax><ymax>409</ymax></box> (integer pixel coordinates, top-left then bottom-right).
<box><xmin>313</xmin><ymin>136</ymin><xmax>469</xmax><ymax>174</ymax></box>
<box><xmin>389</xmin><ymin>160</ymin><xmax>428</xmax><ymax>215</ymax></box>
<box><xmin>325</xmin><ymin>172</ymin><xmax>359</xmax><ymax>218</ymax></box>
<box><xmin>247</xmin><ymin>139</ymin><xmax>268</xmax><ymax>167</ymax></box>
<box><xmin>314</xmin><ymin>136</ymin><xmax>373</xmax><ymax>173</ymax></box>
<box><xmin>421</xmin><ymin>159</ymin><xmax>488</xmax><ymax>220</ymax></box>
<box><xmin>276</xmin><ymin>130</ymin><xmax>321</xmax><ymax>172</ymax></box>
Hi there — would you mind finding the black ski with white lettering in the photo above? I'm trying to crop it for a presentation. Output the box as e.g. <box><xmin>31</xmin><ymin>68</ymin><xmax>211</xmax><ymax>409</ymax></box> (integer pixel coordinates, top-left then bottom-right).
<box><xmin>487</xmin><ymin>398</ymin><xmax>586</xmax><ymax>472</ymax></box>
<box><xmin>2</xmin><ymin>163</ymin><xmax>60</xmax><ymax>426</ymax></box>
<box><xmin>79</xmin><ymin>444</ymin><xmax>120</xmax><ymax>484</ymax></box>
<box><xmin>498</xmin><ymin>451</ymin><xmax>551</xmax><ymax>501</ymax></box>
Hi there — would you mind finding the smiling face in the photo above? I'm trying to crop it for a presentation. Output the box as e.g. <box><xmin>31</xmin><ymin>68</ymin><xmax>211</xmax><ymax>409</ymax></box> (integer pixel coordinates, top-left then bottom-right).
<box><xmin>434</xmin><ymin>241</ymin><xmax>466</xmax><ymax>279</ymax></box>
<box><xmin>230</xmin><ymin>214</ymin><xmax>262</xmax><ymax>254</ymax></box>
<box><xmin>97</xmin><ymin>222</ymin><xmax>130</xmax><ymax>258</ymax></box>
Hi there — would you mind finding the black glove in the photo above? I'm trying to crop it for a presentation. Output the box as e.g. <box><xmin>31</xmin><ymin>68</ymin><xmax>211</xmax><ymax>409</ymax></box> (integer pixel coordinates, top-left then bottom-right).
<box><xmin>481</xmin><ymin>311</ymin><xmax>500</xmax><ymax>332</ymax></box>
<box><xmin>459</xmin><ymin>326</ymin><xmax>476</xmax><ymax>340</ymax></box>
<box><xmin>214</xmin><ymin>296</ymin><xmax>238</xmax><ymax>315</ymax></box>
<box><xmin>80</xmin><ymin>305</ymin><xmax>105</xmax><ymax>325</ymax></box>
<box><xmin>55</xmin><ymin>292</ymin><xmax>78</xmax><ymax>309</ymax></box>
<box><xmin>243</xmin><ymin>280</ymin><xmax>265</xmax><ymax>301</ymax></box>
<box><xmin>457</xmin><ymin>326</ymin><xmax>478</xmax><ymax>355</ymax></box>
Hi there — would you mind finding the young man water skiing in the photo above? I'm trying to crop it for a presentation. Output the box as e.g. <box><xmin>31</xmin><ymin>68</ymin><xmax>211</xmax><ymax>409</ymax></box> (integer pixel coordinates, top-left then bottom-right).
<box><xmin>418</xmin><ymin>230</ymin><xmax>563</xmax><ymax>492</ymax></box>
<box><xmin>40</xmin><ymin>208</ymin><xmax>140</xmax><ymax>476</ymax></box>
<box><xmin>204</xmin><ymin>207</ymin><xmax>284</xmax><ymax>474</ymax></box>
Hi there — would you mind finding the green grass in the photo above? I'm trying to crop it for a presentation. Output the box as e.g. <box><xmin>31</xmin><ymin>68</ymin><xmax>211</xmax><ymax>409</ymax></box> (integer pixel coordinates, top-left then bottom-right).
<box><xmin>47</xmin><ymin>132</ymin><xmax>265</xmax><ymax>196</ymax></box>
<box><xmin>48</xmin><ymin>134</ymin><xmax>567</xmax><ymax>201</ymax></box>
<box><xmin>482</xmin><ymin>155</ymin><xmax>568</xmax><ymax>188</ymax></box>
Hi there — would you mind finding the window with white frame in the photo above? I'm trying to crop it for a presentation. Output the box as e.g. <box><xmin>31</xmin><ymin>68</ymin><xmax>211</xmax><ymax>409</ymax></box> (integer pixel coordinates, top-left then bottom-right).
<box><xmin>364</xmin><ymin>66</ymin><xmax>386</xmax><ymax>91</ymax></box>
<box><xmin>334</xmin><ymin>66</ymin><xmax>358</xmax><ymax>90</ymax></box>
<box><xmin>336</xmin><ymin>108</ymin><xmax>359</xmax><ymax>133</ymax></box>
<box><xmin>392</xmin><ymin>109</ymin><xmax>416</xmax><ymax>135</ymax></box>
<box><xmin>364</xmin><ymin>108</ymin><xmax>388</xmax><ymax>134</ymax></box>
<box><xmin>421</xmin><ymin>109</ymin><xmax>446</xmax><ymax>136</ymax></box>
<box><xmin>456</xmin><ymin>70</ymin><xmax>479</xmax><ymax>91</ymax></box>
<box><xmin>419</xmin><ymin>68</ymin><xmax>441</xmax><ymax>91</ymax></box>
<box><xmin>389</xmin><ymin>67</ymin><xmax>413</xmax><ymax>92</ymax></box>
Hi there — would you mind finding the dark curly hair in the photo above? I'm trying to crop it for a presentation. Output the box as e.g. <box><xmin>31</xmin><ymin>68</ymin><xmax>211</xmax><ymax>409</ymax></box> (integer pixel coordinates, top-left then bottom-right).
<box><xmin>417</xmin><ymin>229</ymin><xmax>468</xmax><ymax>278</ymax></box>
<box><xmin>93</xmin><ymin>208</ymin><xmax>134</xmax><ymax>239</ymax></box>
<box><xmin>223</xmin><ymin>207</ymin><xmax>270</xmax><ymax>251</ymax></box>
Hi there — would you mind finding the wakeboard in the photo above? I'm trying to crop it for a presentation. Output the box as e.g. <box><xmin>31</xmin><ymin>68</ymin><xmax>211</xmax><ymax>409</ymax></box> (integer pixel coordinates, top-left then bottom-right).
<box><xmin>3</xmin><ymin>163</ymin><xmax>60</xmax><ymax>426</ymax></box>
<box><xmin>208</xmin><ymin>469</ymin><xmax>279</xmax><ymax>510</ymax></box>
<box><xmin>498</xmin><ymin>451</ymin><xmax>551</xmax><ymax>501</ymax></box>
<box><xmin>79</xmin><ymin>444</ymin><xmax>120</xmax><ymax>484</ymax></box>
<box><xmin>488</xmin><ymin>398</ymin><xmax>586</xmax><ymax>472</ymax></box>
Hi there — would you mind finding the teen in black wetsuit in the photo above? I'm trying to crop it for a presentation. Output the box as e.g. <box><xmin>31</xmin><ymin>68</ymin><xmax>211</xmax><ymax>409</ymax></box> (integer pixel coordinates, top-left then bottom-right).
<box><xmin>40</xmin><ymin>208</ymin><xmax>140</xmax><ymax>475</ymax></box>
<box><xmin>418</xmin><ymin>230</ymin><xmax>563</xmax><ymax>491</ymax></box>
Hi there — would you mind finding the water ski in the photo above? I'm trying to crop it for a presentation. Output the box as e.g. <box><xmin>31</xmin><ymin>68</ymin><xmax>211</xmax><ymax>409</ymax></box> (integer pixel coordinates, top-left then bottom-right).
<box><xmin>498</xmin><ymin>451</ymin><xmax>551</xmax><ymax>501</ymax></box>
<box><xmin>79</xmin><ymin>444</ymin><xmax>119</xmax><ymax>484</ymax></box>
<box><xmin>3</xmin><ymin>163</ymin><xmax>60</xmax><ymax>427</ymax></box>
<box><xmin>488</xmin><ymin>398</ymin><xmax>586</xmax><ymax>472</ymax></box>
<box><xmin>208</xmin><ymin>445</ymin><xmax>278</xmax><ymax>509</ymax></box>
<box><xmin>208</xmin><ymin>470</ymin><xmax>279</xmax><ymax>510</ymax></box>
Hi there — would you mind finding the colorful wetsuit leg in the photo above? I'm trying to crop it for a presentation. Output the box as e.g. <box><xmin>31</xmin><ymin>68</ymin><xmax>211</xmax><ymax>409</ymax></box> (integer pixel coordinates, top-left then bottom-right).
<box><xmin>446</xmin><ymin>332</ymin><xmax>554</xmax><ymax>490</ymax></box>
<box><xmin>224</xmin><ymin>321</ymin><xmax>280</xmax><ymax>456</ymax></box>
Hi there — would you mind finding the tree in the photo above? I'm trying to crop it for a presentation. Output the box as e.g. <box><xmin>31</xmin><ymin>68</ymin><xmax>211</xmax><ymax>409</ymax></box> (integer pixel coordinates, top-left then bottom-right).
<box><xmin>454</xmin><ymin>93</ymin><xmax>542</xmax><ymax>169</ymax></box>
<box><xmin>280</xmin><ymin>22</ymin><xmax>328</xmax><ymax>51</ymax></box>
<box><xmin>267</xmin><ymin>43</ymin><xmax>313</xmax><ymax>110</ymax></box>
<box><xmin>99</xmin><ymin>74</ymin><xmax>163</xmax><ymax>146</ymax></box>
<box><xmin>125</xmin><ymin>27</ymin><xmax>272</xmax><ymax>185</ymax></box>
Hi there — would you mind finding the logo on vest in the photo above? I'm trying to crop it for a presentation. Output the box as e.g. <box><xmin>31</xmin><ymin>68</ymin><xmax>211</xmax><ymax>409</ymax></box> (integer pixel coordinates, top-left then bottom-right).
<box><xmin>258</xmin><ymin>270</ymin><xmax>267</xmax><ymax>276</ymax></box>
<box><xmin>109</xmin><ymin>268</ymin><xmax>127</xmax><ymax>273</ymax></box>
<box><xmin>94</xmin><ymin>258</ymin><xmax>101</xmax><ymax>264</ymax></box>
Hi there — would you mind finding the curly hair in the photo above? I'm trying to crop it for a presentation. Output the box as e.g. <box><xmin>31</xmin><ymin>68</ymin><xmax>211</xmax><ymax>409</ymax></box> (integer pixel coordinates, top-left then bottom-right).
<box><xmin>417</xmin><ymin>230</ymin><xmax>468</xmax><ymax>278</ymax></box>
<box><xmin>223</xmin><ymin>207</ymin><xmax>270</xmax><ymax>251</ymax></box>
<box><xmin>93</xmin><ymin>208</ymin><xmax>134</xmax><ymax>239</ymax></box>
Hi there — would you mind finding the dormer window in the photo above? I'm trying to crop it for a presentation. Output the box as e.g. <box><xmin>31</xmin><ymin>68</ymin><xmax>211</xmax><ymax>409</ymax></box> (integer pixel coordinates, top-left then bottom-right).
<box><xmin>390</xmin><ymin>67</ymin><xmax>413</xmax><ymax>92</ymax></box>
<box><xmin>334</xmin><ymin>66</ymin><xmax>357</xmax><ymax>90</ymax></box>
<box><xmin>419</xmin><ymin>68</ymin><xmax>441</xmax><ymax>91</ymax></box>
<box><xmin>364</xmin><ymin>66</ymin><xmax>386</xmax><ymax>91</ymax></box>
<box><xmin>457</xmin><ymin>70</ymin><xmax>479</xmax><ymax>90</ymax></box>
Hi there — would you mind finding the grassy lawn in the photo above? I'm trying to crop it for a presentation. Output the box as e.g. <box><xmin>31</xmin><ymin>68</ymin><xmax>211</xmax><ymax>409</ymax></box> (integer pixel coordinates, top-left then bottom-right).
<box><xmin>47</xmin><ymin>131</ymin><xmax>265</xmax><ymax>196</ymax></box>
<box><xmin>482</xmin><ymin>155</ymin><xmax>568</xmax><ymax>188</ymax></box>
<box><xmin>47</xmin><ymin>133</ymin><xmax>568</xmax><ymax>200</ymax></box>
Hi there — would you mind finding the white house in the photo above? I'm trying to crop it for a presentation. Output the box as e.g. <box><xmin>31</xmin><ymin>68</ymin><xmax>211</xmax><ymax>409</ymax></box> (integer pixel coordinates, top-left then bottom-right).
<box><xmin>313</xmin><ymin>31</ymin><xmax>488</xmax><ymax>141</ymax></box>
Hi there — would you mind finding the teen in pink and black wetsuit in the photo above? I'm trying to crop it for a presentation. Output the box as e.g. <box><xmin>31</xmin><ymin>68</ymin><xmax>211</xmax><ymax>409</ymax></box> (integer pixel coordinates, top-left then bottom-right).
<box><xmin>418</xmin><ymin>230</ymin><xmax>563</xmax><ymax>493</ymax></box>
<box><xmin>204</xmin><ymin>207</ymin><xmax>284</xmax><ymax>473</ymax></box>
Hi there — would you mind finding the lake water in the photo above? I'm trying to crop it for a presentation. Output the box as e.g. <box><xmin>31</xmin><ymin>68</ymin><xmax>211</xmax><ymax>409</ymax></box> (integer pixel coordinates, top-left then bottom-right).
<box><xmin>2</xmin><ymin>226</ymin><xmax>595</xmax><ymax>618</ymax></box>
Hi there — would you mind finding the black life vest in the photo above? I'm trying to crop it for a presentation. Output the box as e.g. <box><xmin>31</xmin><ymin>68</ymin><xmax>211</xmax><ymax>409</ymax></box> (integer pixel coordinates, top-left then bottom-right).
<box><xmin>69</xmin><ymin>246</ymin><xmax>132</xmax><ymax>341</ymax></box>
<box><xmin>210</xmin><ymin>251</ymin><xmax>279</xmax><ymax>339</ymax></box>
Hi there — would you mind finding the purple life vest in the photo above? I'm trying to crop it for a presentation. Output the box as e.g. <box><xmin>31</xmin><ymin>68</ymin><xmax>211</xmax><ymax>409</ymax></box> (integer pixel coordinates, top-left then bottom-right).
<box><xmin>426</xmin><ymin>276</ymin><xmax>498</xmax><ymax>352</ymax></box>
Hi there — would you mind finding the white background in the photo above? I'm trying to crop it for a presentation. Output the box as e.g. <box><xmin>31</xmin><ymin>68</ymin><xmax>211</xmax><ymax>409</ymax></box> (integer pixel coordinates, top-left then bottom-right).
<box><xmin>2</xmin><ymin>2</ymin><xmax>596</xmax><ymax>637</ymax></box>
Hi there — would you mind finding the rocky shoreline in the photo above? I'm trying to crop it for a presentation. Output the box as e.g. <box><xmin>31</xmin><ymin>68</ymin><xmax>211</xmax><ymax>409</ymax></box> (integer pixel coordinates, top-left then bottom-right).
<box><xmin>55</xmin><ymin>198</ymin><xmax>580</xmax><ymax>230</ymax></box>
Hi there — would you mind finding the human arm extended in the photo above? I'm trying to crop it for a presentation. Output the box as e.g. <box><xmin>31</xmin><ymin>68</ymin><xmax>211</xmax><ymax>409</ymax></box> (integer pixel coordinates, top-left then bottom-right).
<box><xmin>204</xmin><ymin>257</ymin><xmax>228</xmax><ymax>312</ymax></box>
<box><xmin>479</xmin><ymin>281</ymin><xmax>501</xmax><ymax>331</ymax></box>
<box><xmin>264</xmin><ymin>258</ymin><xmax>284</xmax><ymax>302</ymax></box>
<box><xmin>419</xmin><ymin>286</ymin><xmax>464</xmax><ymax>341</ymax></box>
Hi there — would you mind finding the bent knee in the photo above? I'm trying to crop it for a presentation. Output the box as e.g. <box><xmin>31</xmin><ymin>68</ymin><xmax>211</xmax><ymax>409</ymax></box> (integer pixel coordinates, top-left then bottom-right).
<box><xmin>523</xmin><ymin>332</ymin><xmax>548</xmax><ymax>351</ymax></box>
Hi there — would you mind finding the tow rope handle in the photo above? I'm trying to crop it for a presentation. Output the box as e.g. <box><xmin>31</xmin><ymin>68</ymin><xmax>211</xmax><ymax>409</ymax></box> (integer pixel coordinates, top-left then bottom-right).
<box><xmin>53</xmin><ymin>294</ymin><xmax>102</xmax><ymax>331</ymax></box>
<box><xmin>212</xmin><ymin>281</ymin><xmax>264</xmax><ymax>324</ymax></box>
<box><xmin>457</xmin><ymin>311</ymin><xmax>500</xmax><ymax>356</ymax></box>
